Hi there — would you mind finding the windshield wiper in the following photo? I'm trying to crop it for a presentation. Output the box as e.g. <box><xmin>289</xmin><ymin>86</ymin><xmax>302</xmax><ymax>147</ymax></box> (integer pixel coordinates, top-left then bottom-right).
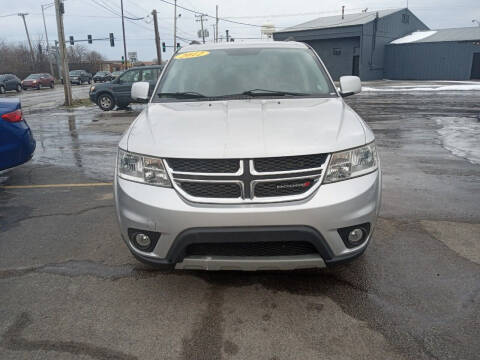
<box><xmin>158</xmin><ymin>91</ymin><xmax>207</xmax><ymax>99</ymax></box>
<box><xmin>239</xmin><ymin>89</ymin><xmax>310</xmax><ymax>97</ymax></box>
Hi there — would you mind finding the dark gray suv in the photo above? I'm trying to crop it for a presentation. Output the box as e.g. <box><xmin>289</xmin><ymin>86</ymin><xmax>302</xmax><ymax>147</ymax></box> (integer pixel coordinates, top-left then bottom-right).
<box><xmin>89</xmin><ymin>65</ymin><xmax>163</xmax><ymax>111</ymax></box>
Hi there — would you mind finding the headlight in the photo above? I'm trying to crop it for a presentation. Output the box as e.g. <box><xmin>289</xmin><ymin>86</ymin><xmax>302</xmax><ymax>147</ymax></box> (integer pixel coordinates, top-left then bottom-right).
<box><xmin>117</xmin><ymin>149</ymin><xmax>171</xmax><ymax>187</ymax></box>
<box><xmin>90</xmin><ymin>85</ymin><xmax>95</xmax><ymax>92</ymax></box>
<box><xmin>323</xmin><ymin>142</ymin><xmax>378</xmax><ymax>183</ymax></box>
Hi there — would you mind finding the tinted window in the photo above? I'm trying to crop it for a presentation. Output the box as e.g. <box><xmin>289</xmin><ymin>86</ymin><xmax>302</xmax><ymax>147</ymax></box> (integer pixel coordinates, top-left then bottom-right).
<box><xmin>119</xmin><ymin>69</ymin><xmax>141</xmax><ymax>83</ymax></box>
<box><xmin>156</xmin><ymin>48</ymin><xmax>335</xmax><ymax>100</ymax></box>
<box><xmin>141</xmin><ymin>68</ymin><xmax>159</xmax><ymax>82</ymax></box>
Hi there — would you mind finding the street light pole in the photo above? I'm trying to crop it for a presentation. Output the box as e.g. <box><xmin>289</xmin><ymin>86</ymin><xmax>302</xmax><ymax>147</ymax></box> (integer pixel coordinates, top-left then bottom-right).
<box><xmin>54</xmin><ymin>0</ymin><xmax>72</xmax><ymax>106</ymax></box>
<box><xmin>41</xmin><ymin>3</ymin><xmax>56</xmax><ymax>77</ymax></box>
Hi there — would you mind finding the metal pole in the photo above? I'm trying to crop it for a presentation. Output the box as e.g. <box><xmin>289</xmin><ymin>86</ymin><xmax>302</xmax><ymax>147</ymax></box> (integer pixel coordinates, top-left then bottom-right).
<box><xmin>41</xmin><ymin>5</ymin><xmax>56</xmax><ymax>77</ymax></box>
<box><xmin>200</xmin><ymin>15</ymin><xmax>205</xmax><ymax>44</ymax></box>
<box><xmin>152</xmin><ymin>9</ymin><xmax>162</xmax><ymax>64</ymax></box>
<box><xmin>120</xmin><ymin>0</ymin><xmax>128</xmax><ymax>70</ymax></box>
<box><xmin>54</xmin><ymin>0</ymin><xmax>72</xmax><ymax>106</ymax></box>
<box><xmin>18</xmin><ymin>13</ymin><xmax>35</xmax><ymax>67</ymax></box>
<box><xmin>226</xmin><ymin>29</ymin><xmax>229</xmax><ymax>43</ymax></box>
<box><xmin>215</xmin><ymin>5</ymin><xmax>219</xmax><ymax>43</ymax></box>
<box><xmin>173</xmin><ymin>0</ymin><xmax>177</xmax><ymax>50</ymax></box>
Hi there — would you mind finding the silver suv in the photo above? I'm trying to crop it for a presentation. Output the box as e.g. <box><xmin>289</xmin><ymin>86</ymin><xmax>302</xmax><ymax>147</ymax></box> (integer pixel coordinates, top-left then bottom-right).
<box><xmin>114</xmin><ymin>42</ymin><xmax>381</xmax><ymax>271</ymax></box>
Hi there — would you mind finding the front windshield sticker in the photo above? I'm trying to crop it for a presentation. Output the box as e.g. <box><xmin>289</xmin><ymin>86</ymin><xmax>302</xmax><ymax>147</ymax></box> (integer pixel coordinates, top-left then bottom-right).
<box><xmin>175</xmin><ymin>51</ymin><xmax>210</xmax><ymax>60</ymax></box>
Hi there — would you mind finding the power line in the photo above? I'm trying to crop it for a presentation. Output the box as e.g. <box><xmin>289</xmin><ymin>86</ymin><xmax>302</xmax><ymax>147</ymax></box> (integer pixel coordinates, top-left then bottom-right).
<box><xmin>157</xmin><ymin>0</ymin><xmax>264</xmax><ymax>28</ymax></box>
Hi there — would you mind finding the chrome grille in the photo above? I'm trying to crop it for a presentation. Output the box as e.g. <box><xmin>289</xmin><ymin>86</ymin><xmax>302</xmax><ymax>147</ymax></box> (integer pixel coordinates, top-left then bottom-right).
<box><xmin>164</xmin><ymin>154</ymin><xmax>328</xmax><ymax>204</ymax></box>
<box><xmin>166</xmin><ymin>158</ymin><xmax>240</xmax><ymax>174</ymax></box>
<box><xmin>253</xmin><ymin>154</ymin><xmax>328</xmax><ymax>173</ymax></box>
<box><xmin>178</xmin><ymin>181</ymin><xmax>241</xmax><ymax>199</ymax></box>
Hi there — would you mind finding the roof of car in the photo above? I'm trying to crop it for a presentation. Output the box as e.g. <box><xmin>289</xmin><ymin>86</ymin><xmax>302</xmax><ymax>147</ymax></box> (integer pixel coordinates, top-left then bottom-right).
<box><xmin>176</xmin><ymin>41</ymin><xmax>308</xmax><ymax>53</ymax></box>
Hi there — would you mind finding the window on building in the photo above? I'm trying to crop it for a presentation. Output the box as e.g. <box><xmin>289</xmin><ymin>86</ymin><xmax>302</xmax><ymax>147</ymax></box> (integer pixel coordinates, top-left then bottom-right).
<box><xmin>402</xmin><ymin>14</ymin><xmax>410</xmax><ymax>23</ymax></box>
<box><xmin>333</xmin><ymin>48</ymin><xmax>342</xmax><ymax>56</ymax></box>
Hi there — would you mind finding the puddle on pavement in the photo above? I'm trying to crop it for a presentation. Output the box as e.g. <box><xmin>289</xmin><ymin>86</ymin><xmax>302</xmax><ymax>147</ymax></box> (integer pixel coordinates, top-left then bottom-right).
<box><xmin>26</xmin><ymin>107</ymin><xmax>139</xmax><ymax>181</ymax></box>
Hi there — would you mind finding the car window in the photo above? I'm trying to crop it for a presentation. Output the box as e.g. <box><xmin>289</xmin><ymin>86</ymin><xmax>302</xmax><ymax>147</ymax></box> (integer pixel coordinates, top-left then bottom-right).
<box><xmin>119</xmin><ymin>69</ymin><xmax>141</xmax><ymax>83</ymax></box>
<box><xmin>141</xmin><ymin>69</ymin><xmax>158</xmax><ymax>82</ymax></box>
<box><xmin>156</xmin><ymin>48</ymin><xmax>335</xmax><ymax>100</ymax></box>
<box><xmin>27</xmin><ymin>74</ymin><xmax>41</xmax><ymax>79</ymax></box>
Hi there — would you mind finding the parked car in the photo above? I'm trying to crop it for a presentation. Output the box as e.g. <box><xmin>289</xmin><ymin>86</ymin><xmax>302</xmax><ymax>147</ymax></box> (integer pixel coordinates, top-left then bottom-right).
<box><xmin>0</xmin><ymin>98</ymin><xmax>36</xmax><ymax>171</ymax></box>
<box><xmin>89</xmin><ymin>65</ymin><xmax>163</xmax><ymax>111</ymax></box>
<box><xmin>67</xmin><ymin>70</ymin><xmax>92</xmax><ymax>85</ymax></box>
<box><xmin>22</xmin><ymin>73</ymin><xmax>54</xmax><ymax>90</ymax></box>
<box><xmin>93</xmin><ymin>71</ymin><xmax>114</xmax><ymax>83</ymax></box>
<box><xmin>115</xmin><ymin>42</ymin><xmax>381</xmax><ymax>271</ymax></box>
<box><xmin>0</xmin><ymin>74</ymin><xmax>22</xmax><ymax>94</ymax></box>
<box><xmin>111</xmin><ymin>70</ymin><xmax>124</xmax><ymax>80</ymax></box>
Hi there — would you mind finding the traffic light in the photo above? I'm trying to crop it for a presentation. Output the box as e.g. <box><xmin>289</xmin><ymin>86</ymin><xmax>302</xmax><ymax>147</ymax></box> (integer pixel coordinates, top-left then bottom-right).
<box><xmin>109</xmin><ymin>33</ymin><xmax>115</xmax><ymax>47</ymax></box>
<box><xmin>177</xmin><ymin>43</ymin><xmax>180</xmax><ymax>50</ymax></box>
<box><xmin>162</xmin><ymin>42</ymin><xmax>166</xmax><ymax>52</ymax></box>
<box><xmin>69</xmin><ymin>36</ymin><xmax>74</xmax><ymax>45</ymax></box>
<box><xmin>88</xmin><ymin>35</ymin><xmax>92</xmax><ymax>44</ymax></box>
<box><xmin>59</xmin><ymin>1</ymin><xmax>65</xmax><ymax>14</ymax></box>
<box><xmin>38</xmin><ymin>44</ymin><xmax>42</xmax><ymax>54</ymax></box>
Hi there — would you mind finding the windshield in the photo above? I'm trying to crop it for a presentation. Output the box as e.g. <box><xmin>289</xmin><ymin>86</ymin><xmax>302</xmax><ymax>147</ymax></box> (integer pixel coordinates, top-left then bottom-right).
<box><xmin>155</xmin><ymin>47</ymin><xmax>335</xmax><ymax>101</ymax></box>
<box><xmin>95</xmin><ymin>72</ymin><xmax>106</xmax><ymax>75</ymax></box>
<box><xmin>26</xmin><ymin>74</ymin><xmax>41</xmax><ymax>79</ymax></box>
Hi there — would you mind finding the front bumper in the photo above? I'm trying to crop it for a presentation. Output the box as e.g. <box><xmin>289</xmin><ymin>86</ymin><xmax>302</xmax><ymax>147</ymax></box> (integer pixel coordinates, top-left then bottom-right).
<box><xmin>115</xmin><ymin>170</ymin><xmax>381</xmax><ymax>270</ymax></box>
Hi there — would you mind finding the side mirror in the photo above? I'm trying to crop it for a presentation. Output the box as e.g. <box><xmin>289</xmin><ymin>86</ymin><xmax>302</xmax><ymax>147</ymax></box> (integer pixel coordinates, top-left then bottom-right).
<box><xmin>131</xmin><ymin>81</ymin><xmax>150</xmax><ymax>100</ymax></box>
<box><xmin>339</xmin><ymin>76</ymin><xmax>361</xmax><ymax>97</ymax></box>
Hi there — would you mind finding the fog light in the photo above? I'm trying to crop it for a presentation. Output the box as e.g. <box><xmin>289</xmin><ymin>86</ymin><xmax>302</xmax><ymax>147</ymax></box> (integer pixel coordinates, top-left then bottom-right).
<box><xmin>348</xmin><ymin>228</ymin><xmax>364</xmax><ymax>243</ymax></box>
<box><xmin>128</xmin><ymin>228</ymin><xmax>161</xmax><ymax>252</ymax></box>
<box><xmin>337</xmin><ymin>223</ymin><xmax>371</xmax><ymax>249</ymax></box>
<box><xmin>135</xmin><ymin>233</ymin><xmax>151</xmax><ymax>247</ymax></box>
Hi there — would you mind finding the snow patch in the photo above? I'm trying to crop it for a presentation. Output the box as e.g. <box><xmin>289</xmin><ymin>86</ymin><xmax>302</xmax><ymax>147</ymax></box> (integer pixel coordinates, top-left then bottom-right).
<box><xmin>391</xmin><ymin>30</ymin><xmax>437</xmax><ymax>44</ymax></box>
<box><xmin>363</xmin><ymin>84</ymin><xmax>480</xmax><ymax>92</ymax></box>
<box><xmin>435</xmin><ymin>117</ymin><xmax>480</xmax><ymax>165</ymax></box>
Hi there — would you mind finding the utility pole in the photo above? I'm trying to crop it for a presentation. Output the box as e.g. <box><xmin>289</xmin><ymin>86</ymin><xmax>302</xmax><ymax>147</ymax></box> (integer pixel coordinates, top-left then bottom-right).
<box><xmin>120</xmin><ymin>0</ymin><xmax>128</xmax><ymax>70</ymax></box>
<box><xmin>41</xmin><ymin>3</ymin><xmax>55</xmax><ymax>77</ymax></box>
<box><xmin>152</xmin><ymin>10</ymin><xmax>162</xmax><ymax>64</ymax></box>
<box><xmin>215</xmin><ymin>5</ymin><xmax>219</xmax><ymax>43</ymax></box>
<box><xmin>18</xmin><ymin>13</ymin><xmax>35</xmax><ymax>67</ymax></box>
<box><xmin>196</xmin><ymin>14</ymin><xmax>207</xmax><ymax>44</ymax></box>
<box><xmin>54</xmin><ymin>0</ymin><xmax>72</xmax><ymax>106</ymax></box>
<box><xmin>226</xmin><ymin>29</ymin><xmax>230</xmax><ymax>43</ymax></box>
<box><xmin>212</xmin><ymin>25</ymin><xmax>216</xmax><ymax>42</ymax></box>
<box><xmin>173</xmin><ymin>0</ymin><xmax>177</xmax><ymax>50</ymax></box>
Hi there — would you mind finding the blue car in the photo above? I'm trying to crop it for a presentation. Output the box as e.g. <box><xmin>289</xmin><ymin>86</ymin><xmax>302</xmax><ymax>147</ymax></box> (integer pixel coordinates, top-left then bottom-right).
<box><xmin>0</xmin><ymin>98</ymin><xmax>36</xmax><ymax>171</ymax></box>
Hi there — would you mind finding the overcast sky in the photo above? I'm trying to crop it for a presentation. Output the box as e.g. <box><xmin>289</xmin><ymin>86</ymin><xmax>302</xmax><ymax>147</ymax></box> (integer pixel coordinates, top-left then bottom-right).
<box><xmin>2</xmin><ymin>0</ymin><xmax>479</xmax><ymax>61</ymax></box>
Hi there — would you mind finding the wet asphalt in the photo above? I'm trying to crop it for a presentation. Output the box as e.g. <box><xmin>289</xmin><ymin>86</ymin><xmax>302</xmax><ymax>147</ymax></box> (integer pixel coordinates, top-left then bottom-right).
<box><xmin>0</xmin><ymin>85</ymin><xmax>479</xmax><ymax>360</ymax></box>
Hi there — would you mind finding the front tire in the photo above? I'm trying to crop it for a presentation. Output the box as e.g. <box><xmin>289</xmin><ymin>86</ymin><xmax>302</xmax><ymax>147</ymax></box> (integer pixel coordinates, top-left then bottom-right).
<box><xmin>50</xmin><ymin>82</ymin><xmax>54</xmax><ymax>89</ymax></box>
<box><xmin>16</xmin><ymin>84</ymin><xmax>22</xmax><ymax>92</ymax></box>
<box><xmin>97</xmin><ymin>93</ymin><xmax>115</xmax><ymax>111</ymax></box>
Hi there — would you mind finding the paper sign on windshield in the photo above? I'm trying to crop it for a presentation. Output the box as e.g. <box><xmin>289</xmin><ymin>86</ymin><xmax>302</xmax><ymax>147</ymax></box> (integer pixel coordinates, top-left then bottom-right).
<box><xmin>175</xmin><ymin>51</ymin><xmax>210</xmax><ymax>59</ymax></box>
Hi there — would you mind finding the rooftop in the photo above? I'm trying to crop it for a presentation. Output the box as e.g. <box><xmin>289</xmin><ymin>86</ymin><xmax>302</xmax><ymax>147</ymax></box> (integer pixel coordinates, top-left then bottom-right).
<box><xmin>390</xmin><ymin>27</ymin><xmax>480</xmax><ymax>44</ymax></box>
<box><xmin>275</xmin><ymin>8</ymin><xmax>404</xmax><ymax>33</ymax></box>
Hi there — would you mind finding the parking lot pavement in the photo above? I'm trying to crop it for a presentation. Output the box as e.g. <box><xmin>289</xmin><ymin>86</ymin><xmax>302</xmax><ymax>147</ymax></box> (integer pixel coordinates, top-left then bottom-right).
<box><xmin>0</xmin><ymin>86</ymin><xmax>479</xmax><ymax>359</ymax></box>
<box><xmin>0</xmin><ymin>84</ymin><xmax>91</xmax><ymax>112</ymax></box>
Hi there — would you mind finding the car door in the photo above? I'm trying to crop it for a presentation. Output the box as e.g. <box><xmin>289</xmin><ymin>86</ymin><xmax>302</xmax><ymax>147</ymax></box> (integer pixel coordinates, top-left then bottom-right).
<box><xmin>115</xmin><ymin>69</ymin><xmax>141</xmax><ymax>104</ymax></box>
<box><xmin>6</xmin><ymin>75</ymin><xmax>17</xmax><ymax>90</ymax></box>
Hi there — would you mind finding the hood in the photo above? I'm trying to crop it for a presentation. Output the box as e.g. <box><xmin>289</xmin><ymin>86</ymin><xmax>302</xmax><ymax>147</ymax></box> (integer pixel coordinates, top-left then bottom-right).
<box><xmin>125</xmin><ymin>98</ymin><xmax>367</xmax><ymax>158</ymax></box>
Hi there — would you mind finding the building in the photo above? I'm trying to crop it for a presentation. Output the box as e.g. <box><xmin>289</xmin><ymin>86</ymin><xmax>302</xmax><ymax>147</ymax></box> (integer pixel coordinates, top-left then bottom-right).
<box><xmin>385</xmin><ymin>28</ymin><xmax>480</xmax><ymax>80</ymax></box>
<box><xmin>273</xmin><ymin>8</ymin><xmax>428</xmax><ymax>80</ymax></box>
